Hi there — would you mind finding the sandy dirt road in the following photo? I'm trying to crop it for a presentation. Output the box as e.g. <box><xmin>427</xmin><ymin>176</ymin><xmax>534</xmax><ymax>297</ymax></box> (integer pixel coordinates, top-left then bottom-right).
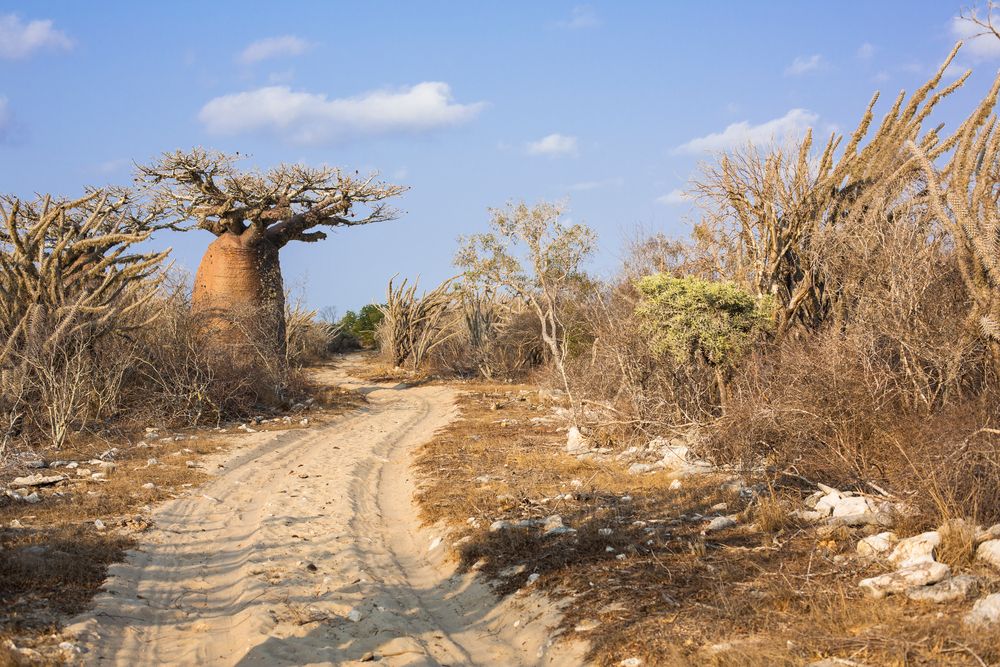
<box><xmin>69</xmin><ymin>362</ymin><xmax>583</xmax><ymax>666</ymax></box>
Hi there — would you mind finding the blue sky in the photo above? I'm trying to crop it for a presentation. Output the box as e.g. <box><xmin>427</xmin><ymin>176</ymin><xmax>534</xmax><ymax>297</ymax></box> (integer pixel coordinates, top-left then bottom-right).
<box><xmin>2</xmin><ymin>1</ymin><xmax>998</xmax><ymax>313</ymax></box>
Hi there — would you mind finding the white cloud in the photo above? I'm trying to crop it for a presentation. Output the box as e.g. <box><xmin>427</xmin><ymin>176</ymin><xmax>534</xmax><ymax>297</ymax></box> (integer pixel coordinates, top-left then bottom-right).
<box><xmin>238</xmin><ymin>35</ymin><xmax>309</xmax><ymax>64</ymax></box>
<box><xmin>568</xmin><ymin>177</ymin><xmax>623</xmax><ymax>191</ymax></box>
<box><xmin>784</xmin><ymin>54</ymin><xmax>823</xmax><ymax>76</ymax></box>
<box><xmin>675</xmin><ymin>108</ymin><xmax>818</xmax><ymax>155</ymax></box>
<box><xmin>656</xmin><ymin>189</ymin><xmax>692</xmax><ymax>205</ymax></box>
<box><xmin>557</xmin><ymin>5</ymin><xmax>600</xmax><ymax>30</ymax></box>
<box><xmin>857</xmin><ymin>42</ymin><xmax>875</xmax><ymax>59</ymax></box>
<box><xmin>198</xmin><ymin>82</ymin><xmax>485</xmax><ymax>143</ymax></box>
<box><xmin>951</xmin><ymin>15</ymin><xmax>1000</xmax><ymax>60</ymax></box>
<box><xmin>526</xmin><ymin>133</ymin><xmax>578</xmax><ymax>157</ymax></box>
<box><xmin>0</xmin><ymin>13</ymin><xmax>72</xmax><ymax>59</ymax></box>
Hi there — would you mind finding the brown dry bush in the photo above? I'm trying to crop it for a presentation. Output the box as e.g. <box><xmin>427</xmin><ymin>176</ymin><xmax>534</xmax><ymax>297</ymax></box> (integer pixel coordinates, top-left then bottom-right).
<box><xmin>564</xmin><ymin>282</ymin><xmax>719</xmax><ymax>446</ymax></box>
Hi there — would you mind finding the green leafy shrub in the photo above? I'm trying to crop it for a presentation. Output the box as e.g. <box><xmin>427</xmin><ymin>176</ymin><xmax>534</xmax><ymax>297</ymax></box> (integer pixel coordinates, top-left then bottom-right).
<box><xmin>635</xmin><ymin>275</ymin><xmax>772</xmax><ymax>368</ymax></box>
<box><xmin>335</xmin><ymin>304</ymin><xmax>384</xmax><ymax>349</ymax></box>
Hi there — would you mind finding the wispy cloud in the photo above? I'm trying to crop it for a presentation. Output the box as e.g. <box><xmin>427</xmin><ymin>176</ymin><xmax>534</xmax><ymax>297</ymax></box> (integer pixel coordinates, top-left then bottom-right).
<box><xmin>238</xmin><ymin>35</ymin><xmax>310</xmax><ymax>64</ymax></box>
<box><xmin>784</xmin><ymin>54</ymin><xmax>823</xmax><ymax>76</ymax></box>
<box><xmin>656</xmin><ymin>189</ymin><xmax>693</xmax><ymax>205</ymax></box>
<box><xmin>526</xmin><ymin>133</ymin><xmax>578</xmax><ymax>157</ymax></box>
<box><xmin>857</xmin><ymin>42</ymin><xmax>875</xmax><ymax>60</ymax></box>
<box><xmin>199</xmin><ymin>82</ymin><xmax>485</xmax><ymax>144</ymax></box>
<box><xmin>0</xmin><ymin>97</ymin><xmax>11</xmax><ymax>142</ymax></box>
<box><xmin>568</xmin><ymin>177</ymin><xmax>623</xmax><ymax>191</ymax></box>
<box><xmin>951</xmin><ymin>15</ymin><xmax>1000</xmax><ymax>60</ymax></box>
<box><xmin>557</xmin><ymin>5</ymin><xmax>600</xmax><ymax>30</ymax></box>
<box><xmin>0</xmin><ymin>13</ymin><xmax>72</xmax><ymax>59</ymax></box>
<box><xmin>675</xmin><ymin>108</ymin><xmax>818</xmax><ymax>154</ymax></box>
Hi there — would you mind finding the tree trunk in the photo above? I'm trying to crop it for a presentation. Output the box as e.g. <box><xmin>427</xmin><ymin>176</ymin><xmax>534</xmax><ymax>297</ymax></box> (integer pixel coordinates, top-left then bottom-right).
<box><xmin>192</xmin><ymin>232</ymin><xmax>286</xmax><ymax>356</ymax></box>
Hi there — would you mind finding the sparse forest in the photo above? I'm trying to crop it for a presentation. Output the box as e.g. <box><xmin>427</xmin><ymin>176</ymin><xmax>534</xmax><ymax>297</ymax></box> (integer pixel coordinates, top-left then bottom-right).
<box><xmin>5</xmin><ymin>4</ymin><xmax>1000</xmax><ymax>667</ymax></box>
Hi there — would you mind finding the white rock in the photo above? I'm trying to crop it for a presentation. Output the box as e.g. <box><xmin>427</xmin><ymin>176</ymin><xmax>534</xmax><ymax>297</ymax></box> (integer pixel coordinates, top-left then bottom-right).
<box><xmin>704</xmin><ymin>516</ymin><xmax>737</xmax><ymax>533</ymax></box>
<box><xmin>10</xmin><ymin>474</ymin><xmax>65</xmax><ymax>487</ymax></box>
<box><xmin>620</xmin><ymin>658</ymin><xmax>642</xmax><ymax>667</ymax></box>
<box><xmin>527</xmin><ymin>573</ymin><xmax>540</xmax><ymax>584</ymax></box>
<box><xmin>792</xmin><ymin>509</ymin><xmax>826</xmax><ymax>523</ymax></box>
<box><xmin>669</xmin><ymin>479</ymin><xmax>682</xmax><ymax>490</ymax></box>
<box><xmin>975</xmin><ymin>523</ymin><xmax>1000</xmax><ymax>544</ymax></box>
<box><xmin>142</xmin><ymin>483</ymin><xmax>155</xmax><ymax>490</ymax></box>
<box><xmin>598</xmin><ymin>528</ymin><xmax>613</xmax><ymax>536</ymax></box>
<box><xmin>628</xmin><ymin>463</ymin><xmax>654</xmax><ymax>474</ymax></box>
<box><xmin>887</xmin><ymin>531</ymin><xmax>940</xmax><ymax>567</ymax></box>
<box><xmin>856</xmin><ymin>532</ymin><xmax>898</xmax><ymax>556</ymax></box>
<box><xmin>347</xmin><ymin>608</ymin><xmax>362</xmax><ymax>622</ymax></box>
<box><xmin>428</xmin><ymin>537</ymin><xmax>442</xmax><ymax>551</ymax></box>
<box><xmin>814</xmin><ymin>491</ymin><xmax>842</xmax><ymax>515</ymax></box>
<box><xmin>94</xmin><ymin>519</ymin><xmax>106</xmax><ymax>530</ymax></box>
<box><xmin>975</xmin><ymin>539</ymin><xmax>1000</xmax><ymax>571</ymax></box>
<box><xmin>23</xmin><ymin>492</ymin><xmax>40</xmax><ymax>504</ymax></box>
<box><xmin>965</xmin><ymin>593</ymin><xmax>1000</xmax><ymax>627</ymax></box>
<box><xmin>906</xmin><ymin>574</ymin><xmax>979</xmax><ymax>603</ymax></box>
<box><xmin>859</xmin><ymin>561</ymin><xmax>950</xmax><ymax>598</ymax></box>
<box><xmin>831</xmin><ymin>495</ymin><xmax>872</xmax><ymax>518</ymax></box>
<box><xmin>489</xmin><ymin>520</ymin><xmax>512</xmax><ymax>532</ymax></box>
<box><xmin>566</xmin><ymin>426</ymin><xmax>588</xmax><ymax>453</ymax></box>
<box><xmin>543</xmin><ymin>515</ymin><xmax>575</xmax><ymax>536</ymax></box>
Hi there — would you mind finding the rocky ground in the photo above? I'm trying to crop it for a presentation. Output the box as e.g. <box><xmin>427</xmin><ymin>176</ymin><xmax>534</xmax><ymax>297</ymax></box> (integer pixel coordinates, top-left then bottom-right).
<box><xmin>414</xmin><ymin>384</ymin><xmax>1000</xmax><ymax>666</ymax></box>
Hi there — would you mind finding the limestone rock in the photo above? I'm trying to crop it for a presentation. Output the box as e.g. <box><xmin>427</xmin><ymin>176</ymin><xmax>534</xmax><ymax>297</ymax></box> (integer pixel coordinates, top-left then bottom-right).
<box><xmin>975</xmin><ymin>539</ymin><xmax>1000</xmax><ymax>570</ymax></box>
<box><xmin>859</xmin><ymin>561</ymin><xmax>950</xmax><ymax>598</ymax></box>
<box><xmin>566</xmin><ymin>426</ymin><xmax>588</xmax><ymax>453</ymax></box>
<box><xmin>10</xmin><ymin>473</ymin><xmax>65</xmax><ymax>487</ymax></box>
<box><xmin>704</xmin><ymin>516</ymin><xmax>737</xmax><ymax>533</ymax></box>
<box><xmin>857</xmin><ymin>532</ymin><xmax>898</xmax><ymax>556</ymax></box>
<box><xmin>906</xmin><ymin>574</ymin><xmax>979</xmax><ymax>603</ymax></box>
<box><xmin>964</xmin><ymin>593</ymin><xmax>1000</xmax><ymax>628</ymax></box>
<box><xmin>887</xmin><ymin>531</ymin><xmax>940</xmax><ymax>567</ymax></box>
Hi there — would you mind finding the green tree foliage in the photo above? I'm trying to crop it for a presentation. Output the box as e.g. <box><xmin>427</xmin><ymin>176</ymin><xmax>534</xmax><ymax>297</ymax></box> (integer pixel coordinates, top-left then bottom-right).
<box><xmin>336</xmin><ymin>304</ymin><xmax>384</xmax><ymax>348</ymax></box>
<box><xmin>635</xmin><ymin>275</ymin><xmax>772</xmax><ymax>369</ymax></box>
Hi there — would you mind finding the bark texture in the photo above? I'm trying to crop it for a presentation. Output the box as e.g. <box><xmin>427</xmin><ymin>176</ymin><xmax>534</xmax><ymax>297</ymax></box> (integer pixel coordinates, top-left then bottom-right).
<box><xmin>192</xmin><ymin>233</ymin><xmax>285</xmax><ymax>355</ymax></box>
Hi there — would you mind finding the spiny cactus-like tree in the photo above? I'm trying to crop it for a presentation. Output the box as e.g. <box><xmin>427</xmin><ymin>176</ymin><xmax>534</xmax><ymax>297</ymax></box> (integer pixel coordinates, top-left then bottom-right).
<box><xmin>911</xmin><ymin>67</ymin><xmax>1000</xmax><ymax>354</ymax></box>
<box><xmin>0</xmin><ymin>191</ymin><xmax>167</xmax><ymax>366</ymax></box>
<box><xmin>137</xmin><ymin>149</ymin><xmax>406</xmax><ymax>355</ymax></box>
<box><xmin>693</xmin><ymin>45</ymin><xmax>969</xmax><ymax>337</ymax></box>
<box><xmin>377</xmin><ymin>276</ymin><xmax>457</xmax><ymax>369</ymax></box>
<box><xmin>0</xmin><ymin>190</ymin><xmax>168</xmax><ymax>448</ymax></box>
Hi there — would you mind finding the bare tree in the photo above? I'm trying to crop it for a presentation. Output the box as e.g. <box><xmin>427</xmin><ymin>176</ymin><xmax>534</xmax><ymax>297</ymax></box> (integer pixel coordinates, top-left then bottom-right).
<box><xmin>136</xmin><ymin>149</ymin><xmax>406</xmax><ymax>355</ymax></box>
<box><xmin>959</xmin><ymin>2</ymin><xmax>1000</xmax><ymax>42</ymax></box>
<box><xmin>456</xmin><ymin>201</ymin><xmax>595</xmax><ymax>417</ymax></box>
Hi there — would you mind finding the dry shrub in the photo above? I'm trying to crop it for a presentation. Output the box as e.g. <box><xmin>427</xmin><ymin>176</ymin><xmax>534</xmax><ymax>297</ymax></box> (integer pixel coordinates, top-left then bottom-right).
<box><xmin>564</xmin><ymin>282</ymin><xmax>719</xmax><ymax>446</ymax></box>
<box><xmin>430</xmin><ymin>286</ymin><xmax>545</xmax><ymax>379</ymax></box>
<box><xmin>376</xmin><ymin>276</ymin><xmax>457</xmax><ymax>370</ymax></box>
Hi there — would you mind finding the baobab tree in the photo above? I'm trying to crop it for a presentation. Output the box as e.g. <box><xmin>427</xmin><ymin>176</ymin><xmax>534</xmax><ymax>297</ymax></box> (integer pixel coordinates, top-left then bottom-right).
<box><xmin>137</xmin><ymin>149</ymin><xmax>406</xmax><ymax>354</ymax></box>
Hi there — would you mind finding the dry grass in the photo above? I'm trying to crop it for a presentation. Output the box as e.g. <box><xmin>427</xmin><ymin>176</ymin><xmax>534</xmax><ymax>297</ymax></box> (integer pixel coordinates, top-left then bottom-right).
<box><xmin>0</xmin><ymin>368</ymin><xmax>364</xmax><ymax>663</ymax></box>
<box><xmin>414</xmin><ymin>385</ymin><xmax>1000</xmax><ymax>666</ymax></box>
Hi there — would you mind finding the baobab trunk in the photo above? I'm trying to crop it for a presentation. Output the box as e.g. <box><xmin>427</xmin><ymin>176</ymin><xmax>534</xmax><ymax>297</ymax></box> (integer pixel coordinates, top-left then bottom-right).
<box><xmin>192</xmin><ymin>232</ymin><xmax>286</xmax><ymax>356</ymax></box>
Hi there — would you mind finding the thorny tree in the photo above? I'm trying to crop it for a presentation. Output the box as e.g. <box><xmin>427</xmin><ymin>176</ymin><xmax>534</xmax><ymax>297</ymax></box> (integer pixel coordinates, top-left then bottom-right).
<box><xmin>0</xmin><ymin>191</ymin><xmax>167</xmax><ymax>449</ymax></box>
<box><xmin>691</xmin><ymin>45</ymin><xmax>971</xmax><ymax>339</ymax></box>
<box><xmin>456</xmin><ymin>201</ymin><xmax>595</xmax><ymax>419</ymax></box>
<box><xmin>137</xmin><ymin>149</ymin><xmax>406</xmax><ymax>355</ymax></box>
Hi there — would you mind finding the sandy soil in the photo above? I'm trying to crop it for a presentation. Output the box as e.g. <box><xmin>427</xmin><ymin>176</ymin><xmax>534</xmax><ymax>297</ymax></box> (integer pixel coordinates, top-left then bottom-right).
<box><xmin>67</xmin><ymin>360</ymin><xmax>584</xmax><ymax>666</ymax></box>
